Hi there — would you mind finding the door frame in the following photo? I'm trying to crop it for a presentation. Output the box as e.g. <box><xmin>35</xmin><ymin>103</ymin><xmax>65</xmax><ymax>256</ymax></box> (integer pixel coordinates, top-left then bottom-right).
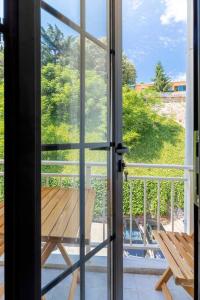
<box><xmin>4</xmin><ymin>0</ymin><xmax>124</xmax><ymax>299</ymax></box>
<box><xmin>4</xmin><ymin>0</ymin><xmax>41</xmax><ymax>299</ymax></box>
<box><xmin>194</xmin><ymin>0</ymin><xmax>199</xmax><ymax>298</ymax></box>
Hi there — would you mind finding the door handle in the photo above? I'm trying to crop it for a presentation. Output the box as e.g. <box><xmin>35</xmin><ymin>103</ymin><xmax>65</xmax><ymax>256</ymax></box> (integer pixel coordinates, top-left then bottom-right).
<box><xmin>115</xmin><ymin>143</ymin><xmax>129</xmax><ymax>155</ymax></box>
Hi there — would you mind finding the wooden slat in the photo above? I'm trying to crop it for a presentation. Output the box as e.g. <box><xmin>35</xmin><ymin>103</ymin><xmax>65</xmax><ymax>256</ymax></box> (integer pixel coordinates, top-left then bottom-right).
<box><xmin>51</xmin><ymin>189</ymin><xmax>78</xmax><ymax>238</ymax></box>
<box><xmin>160</xmin><ymin>232</ymin><xmax>193</xmax><ymax>280</ymax></box>
<box><xmin>182</xmin><ymin>233</ymin><xmax>193</xmax><ymax>245</ymax></box>
<box><xmin>42</xmin><ymin>189</ymin><xmax>73</xmax><ymax>237</ymax></box>
<box><xmin>0</xmin><ymin>207</ymin><xmax>4</xmax><ymax>218</ymax></box>
<box><xmin>42</xmin><ymin>189</ymin><xmax>66</xmax><ymax>224</ymax></box>
<box><xmin>153</xmin><ymin>231</ymin><xmax>185</xmax><ymax>280</ymax></box>
<box><xmin>41</xmin><ymin>187</ymin><xmax>60</xmax><ymax>210</ymax></box>
<box><xmin>63</xmin><ymin>191</ymin><xmax>80</xmax><ymax>239</ymax></box>
<box><xmin>167</xmin><ymin>232</ymin><xmax>194</xmax><ymax>270</ymax></box>
<box><xmin>175</xmin><ymin>233</ymin><xmax>193</xmax><ymax>256</ymax></box>
<box><xmin>85</xmin><ymin>189</ymin><xmax>96</xmax><ymax>240</ymax></box>
<box><xmin>41</xmin><ymin>187</ymin><xmax>52</xmax><ymax>197</ymax></box>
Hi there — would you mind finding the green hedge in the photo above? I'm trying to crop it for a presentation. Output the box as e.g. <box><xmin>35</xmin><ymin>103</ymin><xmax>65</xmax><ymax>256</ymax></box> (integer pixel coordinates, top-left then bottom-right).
<box><xmin>42</xmin><ymin>177</ymin><xmax>184</xmax><ymax>219</ymax></box>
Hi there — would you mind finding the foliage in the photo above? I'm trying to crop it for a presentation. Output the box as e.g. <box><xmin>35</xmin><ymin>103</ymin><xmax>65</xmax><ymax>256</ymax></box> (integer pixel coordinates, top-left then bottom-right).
<box><xmin>41</xmin><ymin>24</ymin><xmax>76</xmax><ymax>66</ymax></box>
<box><xmin>123</xmin><ymin>86</ymin><xmax>182</xmax><ymax>162</ymax></box>
<box><xmin>122</xmin><ymin>180</ymin><xmax>184</xmax><ymax>217</ymax></box>
<box><xmin>0</xmin><ymin>49</ymin><xmax>4</xmax><ymax>82</ymax></box>
<box><xmin>122</xmin><ymin>54</ymin><xmax>137</xmax><ymax>87</ymax></box>
<box><xmin>41</xmin><ymin>177</ymin><xmax>184</xmax><ymax>218</ymax></box>
<box><xmin>152</xmin><ymin>61</ymin><xmax>172</xmax><ymax>92</ymax></box>
<box><xmin>0</xmin><ymin>83</ymin><xmax>3</xmax><ymax>159</ymax></box>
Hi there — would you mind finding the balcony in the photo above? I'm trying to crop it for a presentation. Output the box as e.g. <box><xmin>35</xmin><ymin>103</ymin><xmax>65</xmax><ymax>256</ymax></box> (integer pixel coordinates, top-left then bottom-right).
<box><xmin>0</xmin><ymin>160</ymin><xmax>193</xmax><ymax>299</ymax></box>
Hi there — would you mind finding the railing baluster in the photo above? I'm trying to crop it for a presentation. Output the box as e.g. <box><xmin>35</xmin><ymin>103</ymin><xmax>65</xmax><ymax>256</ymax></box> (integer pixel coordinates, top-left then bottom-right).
<box><xmin>129</xmin><ymin>181</ymin><xmax>133</xmax><ymax>246</ymax></box>
<box><xmin>157</xmin><ymin>180</ymin><xmax>160</xmax><ymax>231</ymax></box>
<box><xmin>171</xmin><ymin>181</ymin><xmax>175</xmax><ymax>232</ymax></box>
<box><xmin>144</xmin><ymin>180</ymin><xmax>147</xmax><ymax>245</ymax></box>
<box><xmin>103</xmin><ymin>187</ymin><xmax>106</xmax><ymax>241</ymax></box>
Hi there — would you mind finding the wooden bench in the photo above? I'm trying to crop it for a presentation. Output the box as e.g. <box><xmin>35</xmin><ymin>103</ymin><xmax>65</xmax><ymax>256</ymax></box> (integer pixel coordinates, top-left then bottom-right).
<box><xmin>0</xmin><ymin>187</ymin><xmax>96</xmax><ymax>300</ymax></box>
<box><xmin>153</xmin><ymin>231</ymin><xmax>194</xmax><ymax>300</ymax></box>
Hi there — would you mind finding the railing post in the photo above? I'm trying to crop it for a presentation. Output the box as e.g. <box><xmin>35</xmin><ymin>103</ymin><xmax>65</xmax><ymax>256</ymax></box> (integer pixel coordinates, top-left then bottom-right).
<box><xmin>103</xmin><ymin>187</ymin><xmax>106</xmax><ymax>241</ymax></box>
<box><xmin>184</xmin><ymin>169</ymin><xmax>194</xmax><ymax>234</ymax></box>
<box><xmin>143</xmin><ymin>180</ymin><xmax>147</xmax><ymax>245</ymax></box>
<box><xmin>85</xmin><ymin>164</ymin><xmax>92</xmax><ymax>188</ymax></box>
<box><xmin>171</xmin><ymin>181</ymin><xmax>175</xmax><ymax>232</ymax></box>
<box><xmin>129</xmin><ymin>181</ymin><xmax>133</xmax><ymax>245</ymax></box>
<box><xmin>157</xmin><ymin>180</ymin><xmax>160</xmax><ymax>231</ymax></box>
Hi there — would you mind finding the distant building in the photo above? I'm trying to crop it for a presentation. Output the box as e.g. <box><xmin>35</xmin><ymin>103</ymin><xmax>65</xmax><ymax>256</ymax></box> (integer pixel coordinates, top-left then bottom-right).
<box><xmin>171</xmin><ymin>81</ymin><xmax>186</xmax><ymax>92</ymax></box>
<box><xmin>135</xmin><ymin>82</ymin><xmax>154</xmax><ymax>91</ymax></box>
<box><xmin>135</xmin><ymin>81</ymin><xmax>186</xmax><ymax>92</ymax></box>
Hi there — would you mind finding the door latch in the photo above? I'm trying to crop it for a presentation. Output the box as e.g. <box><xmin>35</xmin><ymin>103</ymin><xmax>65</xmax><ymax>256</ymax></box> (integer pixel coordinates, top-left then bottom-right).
<box><xmin>115</xmin><ymin>143</ymin><xmax>129</xmax><ymax>155</ymax></box>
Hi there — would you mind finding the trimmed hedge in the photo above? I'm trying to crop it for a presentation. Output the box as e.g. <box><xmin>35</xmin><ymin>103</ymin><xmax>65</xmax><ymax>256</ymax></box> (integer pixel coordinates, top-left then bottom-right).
<box><xmin>41</xmin><ymin>177</ymin><xmax>184</xmax><ymax>219</ymax></box>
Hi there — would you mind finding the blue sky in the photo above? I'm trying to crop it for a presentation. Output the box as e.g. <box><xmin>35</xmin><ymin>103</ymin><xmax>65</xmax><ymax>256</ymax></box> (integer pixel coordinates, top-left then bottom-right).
<box><xmin>42</xmin><ymin>0</ymin><xmax>187</xmax><ymax>83</ymax></box>
<box><xmin>123</xmin><ymin>0</ymin><xmax>187</xmax><ymax>82</ymax></box>
<box><xmin>0</xmin><ymin>0</ymin><xmax>187</xmax><ymax>83</ymax></box>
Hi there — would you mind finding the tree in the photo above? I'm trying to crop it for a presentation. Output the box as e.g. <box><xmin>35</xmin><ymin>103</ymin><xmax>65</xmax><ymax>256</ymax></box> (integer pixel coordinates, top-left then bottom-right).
<box><xmin>152</xmin><ymin>61</ymin><xmax>171</xmax><ymax>92</ymax></box>
<box><xmin>0</xmin><ymin>49</ymin><xmax>3</xmax><ymax>83</ymax></box>
<box><xmin>123</xmin><ymin>86</ymin><xmax>182</xmax><ymax>162</ymax></box>
<box><xmin>122</xmin><ymin>54</ymin><xmax>137</xmax><ymax>87</ymax></box>
<box><xmin>41</xmin><ymin>24</ymin><xmax>76</xmax><ymax>66</ymax></box>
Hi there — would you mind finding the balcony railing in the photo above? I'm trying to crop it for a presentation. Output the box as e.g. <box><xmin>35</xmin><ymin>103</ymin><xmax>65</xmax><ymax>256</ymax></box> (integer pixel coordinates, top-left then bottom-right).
<box><xmin>0</xmin><ymin>159</ymin><xmax>193</xmax><ymax>256</ymax></box>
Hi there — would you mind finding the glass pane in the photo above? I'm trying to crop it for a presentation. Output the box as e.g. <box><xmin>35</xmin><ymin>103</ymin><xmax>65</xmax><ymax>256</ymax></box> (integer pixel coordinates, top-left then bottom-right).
<box><xmin>85</xmin><ymin>247</ymin><xmax>109</xmax><ymax>300</ymax></box>
<box><xmin>41</xmin><ymin>150</ymin><xmax>80</xmax><ymax>286</ymax></box>
<box><xmin>85</xmin><ymin>150</ymin><xmax>110</xmax><ymax>252</ymax></box>
<box><xmin>86</xmin><ymin>0</ymin><xmax>107</xmax><ymax>43</ymax></box>
<box><xmin>43</xmin><ymin>0</ymin><xmax>80</xmax><ymax>25</ymax></box>
<box><xmin>42</xmin><ymin>269</ymin><xmax>80</xmax><ymax>299</ymax></box>
<box><xmin>41</xmin><ymin>9</ymin><xmax>80</xmax><ymax>144</ymax></box>
<box><xmin>85</xmin><ymin>39</ymin><xmax>109</xmax><ymax>143</ymax></box>
<box><xmin>0</xmin><ymin>0</ymin><xmax>3</xmax><ymax>20</ymax></box>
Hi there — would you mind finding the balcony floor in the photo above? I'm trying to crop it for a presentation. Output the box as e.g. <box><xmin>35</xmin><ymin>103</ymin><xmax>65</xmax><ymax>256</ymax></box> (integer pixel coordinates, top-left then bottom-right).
<box><xmin>40</xmin><ymin>251</ymin><xmax>193</xmax><ymax>300</ymax></box>
<box><xmin>42</xmin><ymin>269</ymin><xmax>191</xmax><ymax>300</ymax></box>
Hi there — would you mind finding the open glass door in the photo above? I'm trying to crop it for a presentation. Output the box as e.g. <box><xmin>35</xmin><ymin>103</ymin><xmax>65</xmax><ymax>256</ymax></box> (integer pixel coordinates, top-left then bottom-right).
<box><xmin>40</xmin><ymin>1</ymin><xmax>124</xmax><ymax>299</ymax></box>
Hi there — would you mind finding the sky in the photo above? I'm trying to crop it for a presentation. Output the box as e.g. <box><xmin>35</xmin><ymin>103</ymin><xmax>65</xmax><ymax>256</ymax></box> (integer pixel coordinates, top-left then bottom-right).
<box><xmin>123</xmin><ymin>0</ymin><xmax>187</xmax><ymax>82</ymax></box>
<box><xmin>0</xmin><ymin>0</ymin><xmax>187</xmax><ymax>83</ymax></box>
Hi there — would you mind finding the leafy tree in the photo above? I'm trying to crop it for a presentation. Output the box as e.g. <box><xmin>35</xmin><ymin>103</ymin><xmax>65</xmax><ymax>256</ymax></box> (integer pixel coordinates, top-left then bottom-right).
<box><xmin>0</xmin><ymin>83</ymin><xmax>3</xmax><ymax>159</ymax></box>
<box><xmin>41</xmin><ymin>24</ymin><xmax>76</xmax><ymax>66</ymax></box>
<box><xmin>122</xmin><ymin>54</ymin><xmax>137</xmax><ymax>87</ymax></box>
<box><xmin>152</xmin><ymin>61</ymin><xmax>171</xmax><ymax>92</ymax></box>
<box><xmin>123</xmin><ymin>86</ymin><xmax>182</xmax><ymax>162</ymax></box>
<box><xmin>0</xmin><ymin>49</ymin><xmax>3</xmax><ymax>82</ymax></box>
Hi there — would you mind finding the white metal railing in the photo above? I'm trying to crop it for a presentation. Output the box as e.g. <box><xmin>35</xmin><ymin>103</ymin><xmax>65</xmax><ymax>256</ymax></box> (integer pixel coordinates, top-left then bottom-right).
<box><xmin>0</xmin><ymin>160</ymin><xmax>194</xmax><ymax>254</ymax></box>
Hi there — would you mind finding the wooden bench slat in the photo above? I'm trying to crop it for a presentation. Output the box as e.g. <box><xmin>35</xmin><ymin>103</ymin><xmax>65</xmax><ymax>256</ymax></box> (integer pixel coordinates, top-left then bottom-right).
<box><xmin>42</xmin><ymin>189</ymin><xmax>66</xmax><ymax>225</ymax></box>
<box><xmin>63</xmin><ymin>191</ymin><xmax>80</xmax><ymax>239</ymax></box>
<box><xmin>167</xmin><ymin>232</ymin><xmax>194</xmax><ymax>270</ymax></box>
<box><xmin>41</xmin><ymin>187</ymin><xmax>61</xmax><ymax>210</ymax></box>
<box><xmin>160</xmin><ymin>232</ymin><xmax>193</xmax><ymax>280</ymax></box>
<box><xmin>85</xmin><ymin>189</ymin><xmax>96</xmax><ymax>240</ymax></box>
<box><xmin>153</xmin><ymin>231</ymin><xmax>185</xmax><ymax>280</ymax></box>
<box><xmin>51</xmin><ymin>189</ymin><xmax>79</xmax><ymax>238</ymax></box>
<box><xmin>175</xmin><ymin>233</ymin><xmax>193</xmax><ymax>256</ymax></box>
<box><xmin>42</xmin><ymin>189</ymin><xmax>73</xmax><ymax>237</ymax></box>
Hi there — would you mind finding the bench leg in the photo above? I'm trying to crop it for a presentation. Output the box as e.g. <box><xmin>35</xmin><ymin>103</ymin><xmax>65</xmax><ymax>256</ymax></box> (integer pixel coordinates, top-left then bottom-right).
<box><xmin>41</xmin><ymin>241</ymin><xmax>57</xmax><ymax>266</ymax></box>
<box><xmin>182</xmin><ymin>285</ymin><xmax>194</xmax><ymax>298</ymax></box>
<box><xmin>57</xmin><ymin>243</ymin><xmax>79</xmax><ymax>300</ymax></box>
<box><xmin>162</xmin><ymin>282</ymin><xmax>173</xmax><ymax>300</ymax></box>
<box><xmin>57</xmin><ymin>243</ymin><xmax>80</xmax><ymax>283</ymax></box>
<box><xmin>155</xmin><ymin>267</ymin><xmax>172</xmax><ymax>291</ymax></box>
